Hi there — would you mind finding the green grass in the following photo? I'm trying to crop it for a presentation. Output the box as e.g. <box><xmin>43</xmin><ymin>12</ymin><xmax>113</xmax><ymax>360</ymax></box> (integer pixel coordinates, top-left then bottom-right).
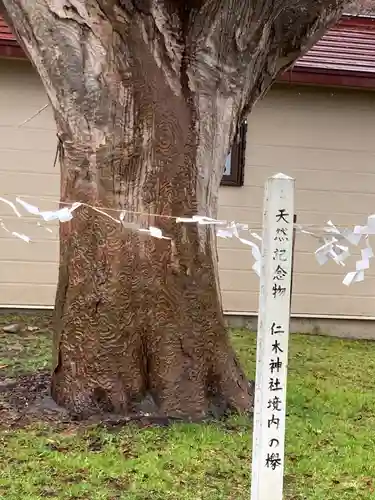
<box><xmin>0</xmin><ymin>314</ymin><xmax>375</xmax><ymax>499</ymax></box>
<box><xmin>0</xmin><ymin>313</ymin><xmax>52</xmax><ymax>375</ymax></box>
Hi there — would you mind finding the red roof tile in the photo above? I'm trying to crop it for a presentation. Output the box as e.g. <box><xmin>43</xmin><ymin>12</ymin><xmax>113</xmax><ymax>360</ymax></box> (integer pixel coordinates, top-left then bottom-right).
<box><xmin>293</xmin><ymin>16</ymin><xmax>375</xmax><ymax>76</ymax></box>
<box><xmin>0</xmin><ymin>16</ymin><xmax>24</xmax><ymax>58</ymax></box>
<box><xmin>0</xmin><ymin>15</ymin><xmax>16</xmax><ymax>43</ymax></box>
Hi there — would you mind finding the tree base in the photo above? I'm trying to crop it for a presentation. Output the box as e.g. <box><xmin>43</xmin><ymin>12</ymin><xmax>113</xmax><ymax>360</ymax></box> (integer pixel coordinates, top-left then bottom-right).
<box><xmin>51</xmin><ymin>375</ymin><xmax>254</xmax><ymax>422</ymax></box>
<box><xmin>0</xmin><ymin>368</ymin><xmax>253</xmax><ymax>430</ymax></box>
<box><xmin>51</xmin><ymin>348</ymin><xmax>254</xmax><ymax>421</ymax></box>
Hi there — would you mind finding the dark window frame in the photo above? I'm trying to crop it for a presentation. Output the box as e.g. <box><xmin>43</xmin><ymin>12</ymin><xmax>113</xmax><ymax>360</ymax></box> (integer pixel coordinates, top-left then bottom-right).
<box><xmin>221</xmin><ymin>121</ymin><xmax>247</xmax><ymax>187</ymax></box>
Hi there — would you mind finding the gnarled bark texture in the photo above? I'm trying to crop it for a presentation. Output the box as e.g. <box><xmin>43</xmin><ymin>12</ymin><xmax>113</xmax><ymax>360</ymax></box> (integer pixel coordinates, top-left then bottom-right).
<box><xmin>2</xmin><ymin>0</ymin><xmax>349</xmax><ymax>418</ymax></box>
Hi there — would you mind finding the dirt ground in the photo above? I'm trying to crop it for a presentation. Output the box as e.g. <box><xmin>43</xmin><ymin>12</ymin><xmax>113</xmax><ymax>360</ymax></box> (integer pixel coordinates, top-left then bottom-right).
<box><xmin>0</xmin><ymin>370</ymin><xmax>71</xmax><ymax>427</ymax></box>
<box><xmin>0</xmin><ymin>369</ymin><xmax>191</xmax><ymax>430</ymax></box>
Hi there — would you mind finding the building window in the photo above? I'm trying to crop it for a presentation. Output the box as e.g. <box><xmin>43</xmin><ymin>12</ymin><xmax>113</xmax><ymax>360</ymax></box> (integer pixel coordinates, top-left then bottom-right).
<box><xmin>221</xmin><ymin>121</ymin><xmax>247</xmax><ymax>187</ymax></box>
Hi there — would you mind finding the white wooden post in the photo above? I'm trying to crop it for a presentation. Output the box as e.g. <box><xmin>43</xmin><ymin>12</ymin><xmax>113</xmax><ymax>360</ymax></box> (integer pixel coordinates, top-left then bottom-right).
<box><xmin>251</xmin><ymin>173</ymin><xmax>295</xmax><ymax>500</ymax></box>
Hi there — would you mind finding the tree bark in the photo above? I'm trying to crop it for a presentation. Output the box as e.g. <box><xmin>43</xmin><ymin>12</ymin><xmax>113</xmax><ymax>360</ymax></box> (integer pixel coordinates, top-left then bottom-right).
<box><xmin>2</xmin><ymin>0</ymin><xmax>349</xmax><ymax>419</ymax></box>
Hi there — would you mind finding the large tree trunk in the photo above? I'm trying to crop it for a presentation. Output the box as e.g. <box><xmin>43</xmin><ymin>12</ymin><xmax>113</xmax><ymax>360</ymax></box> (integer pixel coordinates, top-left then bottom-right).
<box><xmin>52</xmin><ymin>86</ymin><xmax>249</xmax><ymax>417</ymax></box>
<box><xmin>2</xmin><ymin>0</ymin><xmax>349</xmax><ymax>418</ymax></box>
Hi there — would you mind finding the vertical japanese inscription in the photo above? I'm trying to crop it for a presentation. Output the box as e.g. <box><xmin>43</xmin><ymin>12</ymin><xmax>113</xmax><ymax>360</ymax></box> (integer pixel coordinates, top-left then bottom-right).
<box><xmin>265</xmin><ymin>207</ymin><xmax>292</xmax><ymax>473</ymax></box>
<box><xmin>251</xmin><ymin>174</ymin><xmax>294</xmax><ymax>500</ymax></box>
<box><xmin>265</xmin><ymin>323</ymin><xmax>285</xmax><ymax>470</ymax></box>
<box><xmin>271</xmin><ymin>209</ymin><xmax>290</xmax><ymax>300</ymax></box>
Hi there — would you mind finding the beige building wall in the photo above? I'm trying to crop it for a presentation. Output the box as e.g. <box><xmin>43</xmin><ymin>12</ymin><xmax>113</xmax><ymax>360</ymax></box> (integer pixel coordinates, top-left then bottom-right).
<box><xmin>218</xmin><ymin>85</ymin><xmax>375</xmax><ymax>318</ymax></box>
<box><xmin>1</xmin><ymin>59</ymin><xmax>375</xmax><ymax>319</ymax></box>
<box><xmin>0</xmin><ymin>59</ymin><xmax>59</xmax><ymax>307</ymax></box>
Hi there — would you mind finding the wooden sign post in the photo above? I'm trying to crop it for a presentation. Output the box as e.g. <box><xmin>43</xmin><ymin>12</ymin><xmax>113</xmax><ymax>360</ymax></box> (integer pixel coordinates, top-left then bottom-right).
<box><xmin>251</xmin><ymin>173</ymin><xmax>295</xmax><ymax>500</ymax></box>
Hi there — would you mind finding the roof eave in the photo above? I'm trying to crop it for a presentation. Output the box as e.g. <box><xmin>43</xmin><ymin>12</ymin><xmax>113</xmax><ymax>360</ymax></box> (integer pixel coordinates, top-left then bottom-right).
<box><xmin>0</xmin><ymin>42</ymin><xmax>26</xmax><ymax>59</ymax></box>
<box><xmin>278</xmin><ymin>67</ymin><xmax>375</xmax><ymax>90</ymax></box>
<box><xmin>342</xmin><ymin>13</ymin><xmax>375</xmax><ymax>23</ymax></box>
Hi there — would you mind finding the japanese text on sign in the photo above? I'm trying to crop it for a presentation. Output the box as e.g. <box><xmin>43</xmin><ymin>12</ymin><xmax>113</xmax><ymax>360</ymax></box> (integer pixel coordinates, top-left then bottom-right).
<box><xmin>264</xmin><ymin>207</ymin><xmax>292</xmax><ymax>472</ymax></box>
<box><xmin>251</xmin><ymin>173</ymin><xmax>295</xmax><ymax>500</ymax></box>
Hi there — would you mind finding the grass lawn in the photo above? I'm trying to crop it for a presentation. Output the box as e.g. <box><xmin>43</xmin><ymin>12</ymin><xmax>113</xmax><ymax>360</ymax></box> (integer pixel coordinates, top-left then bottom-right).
<box><xmin>0</xmin><ymin>314</ymin><xmax>375</xmax><ymax>499</ymax></box>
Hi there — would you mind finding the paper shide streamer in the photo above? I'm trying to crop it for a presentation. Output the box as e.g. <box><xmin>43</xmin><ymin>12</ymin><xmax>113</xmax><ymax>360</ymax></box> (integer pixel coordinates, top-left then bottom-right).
<box><xmin>0</xmin><ymin>196</ymin><xmax>263</xmax><ymax>275</ymax></box>
<box><xmin>3</xmin><ymin>195</ymin><xmax>375</xmax><ymax>286</ymax></box>
<box><xmin>313</xmin><ymin>217</ymin><xmax>375</xmax><ymax>286</ymax></box>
